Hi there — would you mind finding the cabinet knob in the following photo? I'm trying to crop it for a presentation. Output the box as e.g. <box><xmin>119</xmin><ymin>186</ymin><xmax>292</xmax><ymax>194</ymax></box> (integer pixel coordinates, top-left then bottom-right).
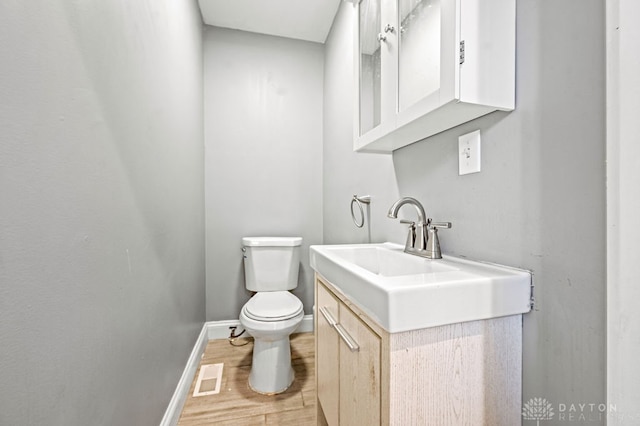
<box><xmin>377</xmin><ymin>33</ymin><xmax>387</xmax><ymax>43</ymax></box>
<box><xmin>384</xmin><ymin>24</ymin><xmax>395</xmax><ymax>33</ymax></box>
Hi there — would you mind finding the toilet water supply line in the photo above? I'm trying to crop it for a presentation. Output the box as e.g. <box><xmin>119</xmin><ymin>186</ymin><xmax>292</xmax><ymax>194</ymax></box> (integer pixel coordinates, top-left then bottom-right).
<box><xmin>228</xmin><ymin>326</ymin><xmax>249</xmax><ymax>347</ymax></box>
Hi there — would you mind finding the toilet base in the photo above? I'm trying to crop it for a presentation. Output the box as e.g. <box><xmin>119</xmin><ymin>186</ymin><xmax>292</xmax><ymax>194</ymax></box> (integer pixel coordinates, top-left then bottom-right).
<box><xmin>248</xmin><ymin>336</ymin><xmax>295</xmax><ymax>394</ymax></box>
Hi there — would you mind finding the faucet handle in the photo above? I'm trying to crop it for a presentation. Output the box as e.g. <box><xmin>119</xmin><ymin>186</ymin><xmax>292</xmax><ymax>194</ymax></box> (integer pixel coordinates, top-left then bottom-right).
<box><xmin>430</xmin><ymin>222</ymin><xmax>452</xmax><ymax>229</ymax></box>
<box><xmin>425</xmin><ymin>220</ymin><xmax>451</xmax><ymax>259</ymax></box>
<box><xmin>399</xmin><ymin>220</ymin><xmax>416</xmax><ymax>250</ymax></box>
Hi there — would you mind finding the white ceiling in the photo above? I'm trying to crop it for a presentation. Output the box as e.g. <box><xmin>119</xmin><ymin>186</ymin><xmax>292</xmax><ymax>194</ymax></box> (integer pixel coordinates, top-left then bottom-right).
<box><xmin>198</xmin><ymin>0</ymin><xmax>343</xmax><ymax>44</ymax></box>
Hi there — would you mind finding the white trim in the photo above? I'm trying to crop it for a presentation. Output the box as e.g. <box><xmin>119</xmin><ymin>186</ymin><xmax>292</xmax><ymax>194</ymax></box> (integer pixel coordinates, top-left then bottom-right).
<box><xmin>205</xmin><ymin>314</ymin><xmax>315</xmax><ymax>340</ymax></box>
<box><xmin>159</xmin><ymin>325</ymin><xmax>209</xmax><ymax>426</ymax></box>
<box><xmin>204</xmin><ymin>319</ymin><xmax>247</xmax><ymax>340</ymax></box>
<box><xmin>159</xmin><ymin>314</ymin><xmax>314</xmax><ymax>426</ymax></box>
<box><xmin>606</xmin><ymin>0</ymin><xmax>640</xmax><ymax>421</ymax></box>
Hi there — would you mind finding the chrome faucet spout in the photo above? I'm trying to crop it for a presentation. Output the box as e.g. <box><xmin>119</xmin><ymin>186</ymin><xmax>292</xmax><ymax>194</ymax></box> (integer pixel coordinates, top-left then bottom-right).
<box><xmin>387</xmin><ymin>197</ymin><xmax>451</xmax><ymax>259</ymax></box>
<box><xmin>387</xmin><ymin>197</ymin><xmax>429</xmax><ymax>254</ymax></box>
<box><xmin>387</xmin><ymin>197</ymin><xmax>427</xmax><ymax>224</ymax></box>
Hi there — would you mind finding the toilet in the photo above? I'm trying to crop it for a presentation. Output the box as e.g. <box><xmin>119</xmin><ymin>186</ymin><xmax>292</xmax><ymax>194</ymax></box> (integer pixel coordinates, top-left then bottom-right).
<box><xmin>239</xmin><ymin>236</ymin><xmax>304</xmax><ymax>394</ymax></box>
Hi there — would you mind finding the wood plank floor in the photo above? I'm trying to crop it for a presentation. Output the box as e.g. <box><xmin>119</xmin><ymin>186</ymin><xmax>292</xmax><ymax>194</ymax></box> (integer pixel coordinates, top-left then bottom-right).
<box><xmin>178</xmin><ymin>332</ymin><xmax>315</xmax><ymax>426</ymax></box>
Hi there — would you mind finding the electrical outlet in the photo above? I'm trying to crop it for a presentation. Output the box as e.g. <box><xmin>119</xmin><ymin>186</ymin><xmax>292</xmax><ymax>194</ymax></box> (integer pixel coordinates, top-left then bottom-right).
<box><xmin>458</xmin><ymin>130</ymin><xmax>481</xmax><ymax>175</ymax></box>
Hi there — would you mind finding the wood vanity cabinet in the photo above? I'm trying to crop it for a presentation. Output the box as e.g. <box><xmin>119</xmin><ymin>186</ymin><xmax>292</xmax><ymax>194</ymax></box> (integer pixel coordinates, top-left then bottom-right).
<box><xmin>316</xmin><ymin>279</ymin><xmax>381</xmax><ymax>426</ymax></box>
<box><xmin>314</xmin><ymin>274</ymin><xmax>523</xmax><ymax>425</ymax></box>
<box><xmin>354</xmin><ymin>0</ymin><xmax>516</xmax><ymax>153</ymax></box>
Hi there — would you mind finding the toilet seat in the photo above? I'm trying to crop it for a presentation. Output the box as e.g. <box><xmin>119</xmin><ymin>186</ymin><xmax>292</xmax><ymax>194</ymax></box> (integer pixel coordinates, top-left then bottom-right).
<box><xmin>243</xmin><ymin>291</ymin><xmax>303</xmax><ymax>322</ymax></box>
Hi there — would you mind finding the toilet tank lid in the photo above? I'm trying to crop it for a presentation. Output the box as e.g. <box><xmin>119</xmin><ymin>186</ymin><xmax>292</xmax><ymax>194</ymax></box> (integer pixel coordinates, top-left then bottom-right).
<box><xmin>242</xmin><ymin>237</ymin><xmax>302</xmax><ymax>247</ymax></box>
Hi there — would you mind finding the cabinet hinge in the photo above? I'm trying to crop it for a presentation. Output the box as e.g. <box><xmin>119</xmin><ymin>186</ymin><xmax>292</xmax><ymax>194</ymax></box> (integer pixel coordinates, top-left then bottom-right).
<box><xmin>459</xmin><ymin>40</ymin><xmax>465</xmax><ymax>65</ymax></box>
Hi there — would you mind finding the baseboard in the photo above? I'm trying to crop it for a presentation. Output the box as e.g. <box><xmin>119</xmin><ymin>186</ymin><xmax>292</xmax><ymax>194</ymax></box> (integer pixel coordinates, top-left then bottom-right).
<box><xmin>159</xmin><ymin>314</ymin><xmax>314</xmax><ymax>426</ymax></box>
<box><xmin>159</xmin><ymin>325</ymin><xmax>209</xmax><ymax>426</ymax></box>
<box><xmin>205</xmin><ymin>314</ymin><xmax>314</xmax><ymax>340</ymax></box>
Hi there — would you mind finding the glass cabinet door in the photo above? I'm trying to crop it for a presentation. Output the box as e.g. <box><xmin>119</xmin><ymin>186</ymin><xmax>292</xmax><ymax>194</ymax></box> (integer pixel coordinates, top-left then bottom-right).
<box><xmin>398</xmin><ymin>0</ymin><xmax>441</xmax><ymax>112</ymax></box>
<box><xmin>359</xmin><ymin>0</ymin><xmax>382</xmax><ymax>136</ymax></box>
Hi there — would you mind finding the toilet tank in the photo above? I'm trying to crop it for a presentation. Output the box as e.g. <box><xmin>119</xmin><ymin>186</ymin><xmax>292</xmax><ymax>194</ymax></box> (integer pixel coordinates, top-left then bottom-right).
<box><xmin>242</xmin><ymin>237</ymin><xmax>302</xmax><ymax>292</ymax></box>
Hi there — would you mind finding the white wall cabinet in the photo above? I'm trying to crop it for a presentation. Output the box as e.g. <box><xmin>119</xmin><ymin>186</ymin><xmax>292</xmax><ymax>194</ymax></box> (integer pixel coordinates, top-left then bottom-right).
<box><xmin>354</xmin><ymin>0</ymin><xmax>515</xmax><ymax>153</ymax></box>
<box><xmin>315</xmin><ymin>274</ymin><xmax>523</xmax><ymax>425</ymax></box>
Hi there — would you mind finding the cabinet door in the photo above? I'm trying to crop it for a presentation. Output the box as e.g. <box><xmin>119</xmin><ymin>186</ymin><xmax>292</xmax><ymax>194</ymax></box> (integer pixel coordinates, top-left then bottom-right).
<box><xmin>339</xmin><ymin>304</ymin><xmax>381</xmax><ymax>425</ymax></box>
<box><xmin>396</xmin><ymin>0</ymin><xmax>458</xmax><ymax>119</ymax></box>
<box><xmin>358</xmin><ymin>0</ymin><xmax>383</xmax><ymax>136</ymax></box>
<box><xmin>355</xmin><ymin>0</ymin><xmax>398</xmax><ymax>147</ymax></box>
<box><xmin>398</xmin><ymin>0</ymin><xmax>443</xmax><ymax>112</ymax></box>
<box><xmin>316</xmin><ymin>284</ymin><xmax>340</xmax><ymax>426</ymax></box>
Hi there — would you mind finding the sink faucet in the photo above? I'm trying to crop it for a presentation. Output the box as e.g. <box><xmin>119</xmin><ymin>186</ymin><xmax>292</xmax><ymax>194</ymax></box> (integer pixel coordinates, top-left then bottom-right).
<box><xmin>387</xmin><ymin>197</ymin><xmax>429</xmax><ymax>253</ymax></box>
<box><xmin>387</xmin><ymin>197</ymin><xmax>451</xmax><ymax>259</ymax></box>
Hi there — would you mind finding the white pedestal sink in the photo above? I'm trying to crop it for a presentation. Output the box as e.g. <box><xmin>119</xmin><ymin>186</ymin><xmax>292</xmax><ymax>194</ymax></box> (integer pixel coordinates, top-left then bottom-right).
<box><xmin>310</xmin><ymin>242</ymin><xmax>532</xmax><ymax>332</ymax></box>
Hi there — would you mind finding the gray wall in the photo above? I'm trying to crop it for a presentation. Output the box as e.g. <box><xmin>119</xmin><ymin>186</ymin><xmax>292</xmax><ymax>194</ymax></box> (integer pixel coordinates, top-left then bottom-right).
<box><xmin>323</xmin><ymin>5</ymin><xmax>401</xmax><ymax>246</ymax></box>
<box><xmin>324</xmin><ymin>0</ymin><xmax>606</xmax><ymax>416</ymax></box>
<box><xmin>0</xmin><ymin>1</ymin><xmax>205</xmax><ymax>425</ymax></box>
<box><xmin>204</xmin><ymin>28</ymin><xmax>323</xmax><ymax>321</ymax></box>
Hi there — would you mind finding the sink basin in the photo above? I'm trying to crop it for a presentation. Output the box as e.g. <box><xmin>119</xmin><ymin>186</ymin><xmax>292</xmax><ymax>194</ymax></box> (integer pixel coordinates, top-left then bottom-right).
<box><xmin>328</xmin><ymin>245</ymin><xmax>459</xmax><ymax>277</ymax></box>
<box><xmin>310</xmin><ymin>243</ymin><xmax>532</xmax><ymax>333</ymax></box>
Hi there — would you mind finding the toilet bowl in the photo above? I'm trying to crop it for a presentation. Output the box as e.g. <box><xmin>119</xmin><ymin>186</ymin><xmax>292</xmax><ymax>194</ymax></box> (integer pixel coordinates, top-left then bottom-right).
<box><xmin>240</xmin><ymin>291</ymin><xmax>304</xmax><ymax>394</ymax></box>
<box><xmin>239</xmin><ymin>236</ymin><xmax>304</xmax><ymax>394</ymax></box>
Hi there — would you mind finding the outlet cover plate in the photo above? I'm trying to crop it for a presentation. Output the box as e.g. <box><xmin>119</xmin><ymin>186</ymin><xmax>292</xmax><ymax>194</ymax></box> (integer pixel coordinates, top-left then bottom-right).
<box><xmin>458</xmin><ymin>130</ymin><xmax>481</xmax><ymax>175</ymax></box>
